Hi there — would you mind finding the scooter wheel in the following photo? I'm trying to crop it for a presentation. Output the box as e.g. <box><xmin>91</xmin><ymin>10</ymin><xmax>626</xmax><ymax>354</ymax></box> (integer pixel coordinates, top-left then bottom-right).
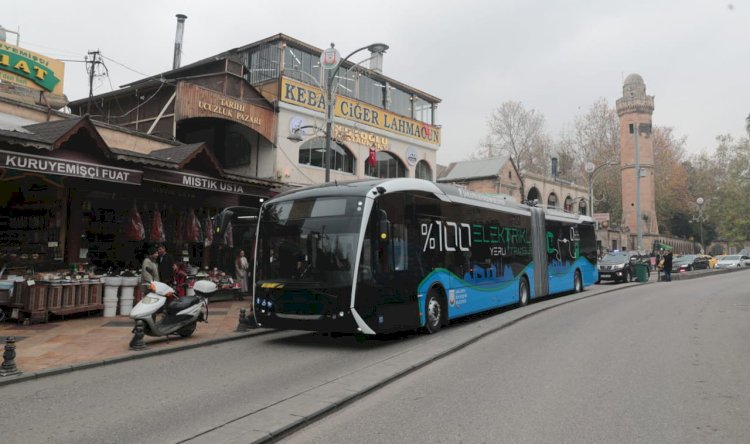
<box><xmin>177</xmin><ymin>322</ymin><xmax>197</xmax><ymax>337</ymax></box>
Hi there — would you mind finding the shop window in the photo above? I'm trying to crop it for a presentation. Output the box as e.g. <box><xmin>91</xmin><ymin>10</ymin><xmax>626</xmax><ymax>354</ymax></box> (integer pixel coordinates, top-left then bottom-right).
<box><xmin>246</xmin><ymin>43</ymin><xmax>281</xmax><ymax>84</ymax></box>
<box><xmin>283</xmin><ymin>46</ymin><xmax>320</xmax><ymax>86</ymax></box>
<box><xmin>357</xmin><ymin>74</ymin><xmax>385</xmax><ymax>108</ymax></box>
<box><xmin>298</xmin><ymin>136</ymin><xmax>355</xmax><ymax>174</ymax></box>
<box><xmin>387</xmin><ymin>85</ymin><xmax>412</xmax><ymax>118</ymax></box>
<box><xmin>415</xmin><ymin>160</ymin><xmax>433</xmax><ymax>181</ymax></box>
<box><xmin>413</xmin><ymin>96</ymin><xmax>433</xmax><ymax>124</ymax></box>
<box><xmin>365</xmin><ymin>151</ymin><xmax>406</xmax><ymax>178</ymax></box>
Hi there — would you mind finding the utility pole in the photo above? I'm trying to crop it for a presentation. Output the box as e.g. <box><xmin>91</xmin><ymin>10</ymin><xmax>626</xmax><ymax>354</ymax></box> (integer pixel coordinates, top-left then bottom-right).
<box><xmin>86</xmin><ymin>50</ymin><xmax>101</xmax><ymax>115</ymax></box>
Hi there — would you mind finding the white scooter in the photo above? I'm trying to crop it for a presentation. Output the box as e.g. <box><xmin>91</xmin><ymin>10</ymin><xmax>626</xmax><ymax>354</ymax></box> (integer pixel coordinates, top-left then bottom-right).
<box><xmin>129</xmin><ymin>280</ymin><xmax>216</xmax><ymax>338</ymax></box>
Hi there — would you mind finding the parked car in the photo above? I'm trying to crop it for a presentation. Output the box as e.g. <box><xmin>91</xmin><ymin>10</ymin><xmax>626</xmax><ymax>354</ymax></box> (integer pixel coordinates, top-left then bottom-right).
<box><xmin>714</xmin><ymin>254</ymin><xmax>750</xmax><ymax>269</ymax></box>
<box><xmin>700</xmin><ymin>254</ymin><xmax>718</xmax><ymax>269</ymax></box>
<box><xmin>671</xmin><ymin>254</ymin><xmax>710</xmax><ymax>273</ymax></box>
<box><xmin>597</xmin><ymin>251</ymin><xmax>650</xmax><ymax>283</ymax></box>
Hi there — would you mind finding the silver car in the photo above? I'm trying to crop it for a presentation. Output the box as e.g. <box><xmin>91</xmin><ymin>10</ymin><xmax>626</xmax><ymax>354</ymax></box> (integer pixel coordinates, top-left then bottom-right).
<box><xmin>714</xmin><ymin>255</ymin><xmax>750</xmax><ymax>269</ymax></box>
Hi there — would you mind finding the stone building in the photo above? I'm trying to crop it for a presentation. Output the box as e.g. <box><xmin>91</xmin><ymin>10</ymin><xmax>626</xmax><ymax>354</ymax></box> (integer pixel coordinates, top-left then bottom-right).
<box><xmin>436</xmin><ymin>156</ymin><xmax>522</xmax><ymax>201</ymax></box>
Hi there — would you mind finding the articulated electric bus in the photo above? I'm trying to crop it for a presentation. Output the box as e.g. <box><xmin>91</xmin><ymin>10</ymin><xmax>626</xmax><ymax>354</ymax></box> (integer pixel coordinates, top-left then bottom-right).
<box><xmin>252</xmin><ymin>178</ymin><xmax>597</xmax><ymax>335</ymax></box>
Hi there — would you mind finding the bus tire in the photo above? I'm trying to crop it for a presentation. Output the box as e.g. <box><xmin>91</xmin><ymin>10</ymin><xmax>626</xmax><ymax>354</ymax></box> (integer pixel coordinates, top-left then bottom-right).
<box><xmin>518</xmin><ymin>277</ymin><xmax>530</xmax><ymax>307</ymax></box>
<box><xmin>425</xmin><ymin>289</ymin><xmax>444</xmax><ymax>334</ymax></box>
<box><xmin>574</xmin><ymin>270</ymin><xmax>583</xmax><ymax>293</ymax></box>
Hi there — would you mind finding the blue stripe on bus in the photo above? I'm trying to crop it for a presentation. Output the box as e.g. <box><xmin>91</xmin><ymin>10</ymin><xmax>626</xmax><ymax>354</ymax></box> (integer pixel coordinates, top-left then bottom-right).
<box><xmin>416</xmin><ymin>258</ymin><xmax>597</xmax><ymax>327</ymax></box>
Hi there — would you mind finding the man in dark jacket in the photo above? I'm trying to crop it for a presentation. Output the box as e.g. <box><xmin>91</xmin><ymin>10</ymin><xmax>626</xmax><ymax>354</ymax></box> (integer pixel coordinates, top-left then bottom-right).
<box><xmin>157</xmin><ymin>243</ymin><xmax>175</xmax><ymax>285</ymax></box>
<box><xmin>663</xmin><ymin>250</ymin><xmax>673</xmax><ymax>282</ymax></box>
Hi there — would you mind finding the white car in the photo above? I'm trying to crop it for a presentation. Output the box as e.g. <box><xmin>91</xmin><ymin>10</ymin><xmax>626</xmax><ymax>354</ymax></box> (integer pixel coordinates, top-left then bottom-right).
<box><xmin>714</xmin><ymin>255</ymin><xmax>750</xmax><ymax>269</ymax></box>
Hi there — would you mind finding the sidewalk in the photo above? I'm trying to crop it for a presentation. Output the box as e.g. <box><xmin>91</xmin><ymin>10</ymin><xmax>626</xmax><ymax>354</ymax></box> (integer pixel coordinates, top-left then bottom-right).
<box><xmin>0</xmin><ymin>297</ymin><xmax>257</xmax><ymax>382</ymax></box>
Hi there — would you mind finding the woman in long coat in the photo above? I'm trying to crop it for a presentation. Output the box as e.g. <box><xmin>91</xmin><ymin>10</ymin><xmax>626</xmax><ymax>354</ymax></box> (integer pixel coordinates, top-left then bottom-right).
<box><xmin>235</xmin><ymin>250</ymin><xmax>249</xmax><ymax>294</ymax></box>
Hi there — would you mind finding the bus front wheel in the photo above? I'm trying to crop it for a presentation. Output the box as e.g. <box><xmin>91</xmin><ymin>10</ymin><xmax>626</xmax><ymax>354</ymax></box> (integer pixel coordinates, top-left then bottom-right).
<box><xmin>425</xmin><ymin>289</ymin><xmax>444</xmax><ymax>334</ymax></box>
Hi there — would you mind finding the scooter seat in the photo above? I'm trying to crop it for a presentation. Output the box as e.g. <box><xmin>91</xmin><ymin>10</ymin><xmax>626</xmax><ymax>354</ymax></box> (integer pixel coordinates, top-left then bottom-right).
<box><xmin>166</xmin><ymin>296</ymin><xmax>200</xmax><ymax>315</ymax></box>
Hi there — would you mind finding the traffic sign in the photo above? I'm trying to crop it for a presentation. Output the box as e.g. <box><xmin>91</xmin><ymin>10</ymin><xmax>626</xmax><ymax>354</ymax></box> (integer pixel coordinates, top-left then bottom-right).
<box><xmin>321</xmin><ymin>46</ymin><xmax>340</xmax><ymax>70</ymax></box>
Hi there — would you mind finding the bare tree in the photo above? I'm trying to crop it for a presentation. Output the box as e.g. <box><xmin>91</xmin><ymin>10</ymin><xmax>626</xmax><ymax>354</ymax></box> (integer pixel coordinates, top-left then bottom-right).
<box><xmin>474</xmin><ymin>101</ymin><xmax>550</xmax><ymax>174</ymax></box>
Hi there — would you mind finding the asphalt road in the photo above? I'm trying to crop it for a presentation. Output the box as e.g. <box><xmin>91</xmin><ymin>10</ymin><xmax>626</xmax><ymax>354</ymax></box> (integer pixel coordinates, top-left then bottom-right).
<box><xmin>2</xmin><ymin>270</ymin><xmax>748</xmax><ymax>443</ymax></box>
<box><xmin>281</xmin><ymin>271</ymin><xmax>750</xmax><ymax>444</ymax></box>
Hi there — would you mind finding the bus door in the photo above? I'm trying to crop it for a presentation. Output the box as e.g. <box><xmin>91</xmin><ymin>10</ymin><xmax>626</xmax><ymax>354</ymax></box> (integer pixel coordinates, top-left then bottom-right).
<box><xmin>360</xmin><ymin>193</ymin><xmax>420</xmax><ymax>330</ymax></box>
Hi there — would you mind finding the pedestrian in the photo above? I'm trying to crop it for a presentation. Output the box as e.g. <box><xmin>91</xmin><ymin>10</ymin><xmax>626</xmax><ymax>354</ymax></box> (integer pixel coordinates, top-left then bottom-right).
<box><xmin>663</xmin><ymin>250</ymin><xmax>674</xmax><ymax>282</ymax></box>
<box><xmin>235</xmin><ymin>249</ymin><xmax>250</xmax><ymax>295</ymax></box>
<box><xmin>172</xmin><ymin>262</ymin><xmax>188</xmax><ymax>297</ymax></box>
<box><xmin>157</xmin><ymin>243</ymin><xmax>175</xmax><ymax>285</ymax></box>
<box><xmin>141</xmin><ymin>247</ymin><xmax>160</xmax><ymax>283</ymax></box>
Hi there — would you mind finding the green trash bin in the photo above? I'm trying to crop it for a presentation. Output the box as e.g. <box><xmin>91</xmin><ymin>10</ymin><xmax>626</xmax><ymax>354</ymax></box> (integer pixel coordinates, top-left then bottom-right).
<box><xmin>633</xmin><ymin>263</ymin><xmax>649</xmax><ymax>282</ymax></box>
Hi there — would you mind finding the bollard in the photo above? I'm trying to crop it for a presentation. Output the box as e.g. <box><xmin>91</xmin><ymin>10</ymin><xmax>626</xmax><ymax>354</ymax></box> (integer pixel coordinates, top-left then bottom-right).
<box><xmin>0</xmin><ymin>336</ymin><xmax>22</xmax><ymax>377</ymax></box>
<box><xmin>235</xmin><ymin>307</ymin><xmax>258</xmax><ymax>332</ymax></box>
<box><xmin>236</xmin><ymin>308</ymin><xmax>249</xmax><ymax>332</ymax></box>
<box><xmin>129</xmin><ymin>319</ymin><xmax>147</xmax><ymax>351</ymax></box>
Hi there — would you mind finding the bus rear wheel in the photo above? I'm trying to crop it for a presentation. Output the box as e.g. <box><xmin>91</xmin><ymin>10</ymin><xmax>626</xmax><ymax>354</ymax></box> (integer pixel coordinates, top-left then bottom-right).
<box><xmin>574</xmin><ymin>270</ymin><xmax>583</xmax><ymax>293</ymax></box>
<box><xmin>425</xmin><ymin>290</ymin><xmax>444</xmax><ymax>334</ymax></box>
<box><xmin>518</xmin><ymin>277</ymin><xmax>530</xmax><ymax>306</ymax></box>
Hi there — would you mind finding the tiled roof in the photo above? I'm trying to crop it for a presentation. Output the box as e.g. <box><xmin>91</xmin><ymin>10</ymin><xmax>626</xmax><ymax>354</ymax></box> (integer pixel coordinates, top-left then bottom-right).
<box><xmin>437</xmin><ymin>156</ymin><xmax>511</xmax><ymax>181</ymax></box>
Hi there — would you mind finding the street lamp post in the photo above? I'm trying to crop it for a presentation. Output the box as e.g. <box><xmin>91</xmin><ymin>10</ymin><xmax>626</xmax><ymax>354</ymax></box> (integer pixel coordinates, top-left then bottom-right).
<box><xmin>323</xmin><ymin>42</ymin><xmax>388</xmax><ymax>182</ymax></box>
<box><xmin>692</xmin><ymin>197</ymin><xmax>707</xmax><ymax>253</ymax></box>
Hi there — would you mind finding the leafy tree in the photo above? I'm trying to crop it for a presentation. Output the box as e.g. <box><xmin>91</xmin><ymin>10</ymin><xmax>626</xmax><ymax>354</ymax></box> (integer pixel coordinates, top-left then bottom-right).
<box><xmin>651</xmin><ymin>127</ymin><xmax>689</xmax><ymax>235</ymax></box>
<box><xmin>708</xmin><ymin>135</ymin><xmax>750</xmax><ymax>243</ymax></box>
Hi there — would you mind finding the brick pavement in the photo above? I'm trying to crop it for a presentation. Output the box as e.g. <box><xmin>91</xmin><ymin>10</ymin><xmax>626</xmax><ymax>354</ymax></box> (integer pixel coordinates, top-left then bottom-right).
<box><xmin>0</xmin><ymin>298</ymin><xmax>254</xmax><ymax>376</ymax></box>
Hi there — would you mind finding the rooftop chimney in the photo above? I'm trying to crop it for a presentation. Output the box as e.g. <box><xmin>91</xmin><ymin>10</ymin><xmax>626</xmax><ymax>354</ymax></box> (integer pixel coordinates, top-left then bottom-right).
<box><xmin>369</xmin><ymin>48</ymin><xmax>384</xmax><ymax>73</ymax></box>
<box><xmin>173</xmin><ymin>14</ymin><xmax>187</xmax><ymax>70</ymax></box>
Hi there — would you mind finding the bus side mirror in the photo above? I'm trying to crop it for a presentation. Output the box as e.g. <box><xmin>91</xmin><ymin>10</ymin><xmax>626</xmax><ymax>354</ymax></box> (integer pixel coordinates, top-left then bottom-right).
<box><xmin>213</xmin><ymin>209</ymin><xmax>235</xmax><ymax>244</ymax></box>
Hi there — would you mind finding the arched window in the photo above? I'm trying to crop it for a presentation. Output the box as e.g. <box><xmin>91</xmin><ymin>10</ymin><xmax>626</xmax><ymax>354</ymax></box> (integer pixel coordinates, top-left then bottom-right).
<box><xmin>547</xmin><ymin>193</ymin><xmax>558</xmax><ymax>209</ymax></box>
<box><xmin>298</xmin><ymin>137</ymin><xmax>355</xmax><ymax>174</ymax></box>
<box><xmin>564</xmin><ymin>196</ymin><xmax>573</xmax><ymax>212</ymax></box>
<box><xmin>526</xmin><ymin>187</ymin><xmax>540</xmax><ymax>203</ymax></box>
<box><xmin>578</xmin><ymin>200</ymin><xmax>588</xmax><ymax>215</ymax></box>
<box><xmin>415</xmin><ymin>160</ymin><xmax>432</xmax><ymax>180</ymax></box>
<box><xmin>365</xmin><ymin>151</ymin><xmax>406</xmax><ymax>178</ymax></box>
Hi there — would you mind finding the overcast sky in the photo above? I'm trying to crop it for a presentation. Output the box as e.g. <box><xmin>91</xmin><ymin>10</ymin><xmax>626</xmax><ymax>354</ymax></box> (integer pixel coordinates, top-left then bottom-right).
<box><xmin>5</xmin><ymin>0</ymin><xmax>749</xmax><ymax>165</ymax></box>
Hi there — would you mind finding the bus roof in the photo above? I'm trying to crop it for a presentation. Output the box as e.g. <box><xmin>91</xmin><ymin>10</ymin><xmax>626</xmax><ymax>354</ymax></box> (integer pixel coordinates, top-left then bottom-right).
<box><xmin>267</xmin><ymin>178</ymin><xmax>594</xmax><ymax>224</ymax></box>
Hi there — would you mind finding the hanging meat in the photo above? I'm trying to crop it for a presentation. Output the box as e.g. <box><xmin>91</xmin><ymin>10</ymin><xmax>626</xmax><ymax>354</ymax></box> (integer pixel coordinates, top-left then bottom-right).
<box><xmin>150</xmin><ymin>206</ymin><xmax>166</xmax><ymax>243</ymax></box>
<box><xmin>186</xmin><ymin>208</ymin><xmax>202</xmax><ymax>243</ymax></box>
<box><xmin>204</xmin><ymin>213</ymin><xmax>214</xmax><ymax>247</ymax></box>
<box><xmin>126</xmin><ymin>201</ymin><xmax>145</xmax><ymax>241</ymax></box>
<box><xmin>174</xmin><ymin>210</ymin><xmax>184</xmax><ymax>245</ymax></box>
<box><xmin>224</xmin><ymin>221</ymin><xmax>234</xmax><ymax>248</ymax></box>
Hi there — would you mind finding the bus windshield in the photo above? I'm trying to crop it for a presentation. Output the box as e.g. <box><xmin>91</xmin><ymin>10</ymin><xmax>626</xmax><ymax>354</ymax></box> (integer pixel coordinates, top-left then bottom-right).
<box><xmin>255</xmin><ymin>196</ymin><xmax>364</xmax><ymax>286</ymax></box>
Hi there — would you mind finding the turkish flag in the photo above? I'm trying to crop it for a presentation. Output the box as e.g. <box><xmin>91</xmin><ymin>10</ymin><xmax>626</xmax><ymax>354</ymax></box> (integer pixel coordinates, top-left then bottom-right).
<box><xmin>368</xmin><ymin>147</ymin><xmax>377</xmax><ymax>166</ymax></box>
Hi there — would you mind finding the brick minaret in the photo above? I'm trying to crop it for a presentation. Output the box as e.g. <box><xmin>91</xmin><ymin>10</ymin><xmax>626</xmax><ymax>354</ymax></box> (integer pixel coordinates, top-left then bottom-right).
<box><xmin>616</xmin><ymin>73</ymin><xmax>659</xmax><ymax>249</ymax></box>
